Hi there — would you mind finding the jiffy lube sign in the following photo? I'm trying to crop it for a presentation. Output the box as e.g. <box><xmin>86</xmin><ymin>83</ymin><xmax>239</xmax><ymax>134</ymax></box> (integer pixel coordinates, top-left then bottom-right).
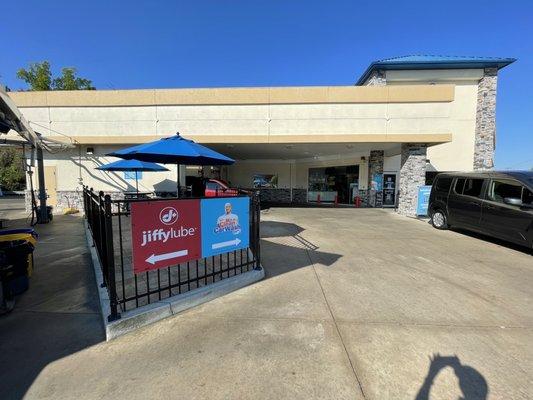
<box><xmin>201</xmin><ymin>197</ymin><xmax>250</xmax><ymax>257</ymax></box>
<box><xmin>130</xmin><ymin>197</ymin><xmax>250</xmax><ymax>273</ymax></box>
<box><xmin>130</xmin><ymin>199</ymin><xmax>202</xmax><ymax>273</ymax></box>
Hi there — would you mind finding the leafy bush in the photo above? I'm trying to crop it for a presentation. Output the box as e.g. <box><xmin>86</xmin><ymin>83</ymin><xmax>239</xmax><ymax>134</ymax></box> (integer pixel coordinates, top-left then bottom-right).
<box><xmin>0</xmin><ymin>148</ymin><xmax>25</xmax><ymax>191</ymax></box>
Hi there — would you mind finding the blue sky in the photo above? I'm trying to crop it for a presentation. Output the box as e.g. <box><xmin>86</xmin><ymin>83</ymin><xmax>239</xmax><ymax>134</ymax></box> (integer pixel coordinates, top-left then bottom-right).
<box><xmin>1</xmin><ymin>0</ymin><xmax>531</xmax><ymax>169</ymax></box>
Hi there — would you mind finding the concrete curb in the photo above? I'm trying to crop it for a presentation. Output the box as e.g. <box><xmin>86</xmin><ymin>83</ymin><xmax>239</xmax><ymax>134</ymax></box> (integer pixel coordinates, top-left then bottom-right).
<box><xmin>83</xmin><ymin>220</ymin><xmax>264</xmax><ymax>340</ymax></box>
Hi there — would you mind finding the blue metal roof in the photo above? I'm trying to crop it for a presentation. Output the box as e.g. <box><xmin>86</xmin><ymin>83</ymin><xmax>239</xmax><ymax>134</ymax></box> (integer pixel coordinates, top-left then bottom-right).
<box><xmin>355</xmin><ymin>55</ymin><xmax>516</xmax><ymax>85</ymax></box>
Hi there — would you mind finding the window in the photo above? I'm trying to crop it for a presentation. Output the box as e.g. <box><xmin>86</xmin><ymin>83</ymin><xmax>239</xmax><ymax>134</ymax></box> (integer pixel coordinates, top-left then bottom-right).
<box><xmin>523</xmin><ymin>188</ymin><xmax>533</xmax><ymax>205</ymax></box>
<box><xmin>206</xmin><ymin>182</ymin><xmax>220</xmax><ymax>190</ymax></box>
<box><xmin>454</xmin><ymin>178</ymin><xmax>466</xmax><ymax>194</ymax></box>
<box><xmin>462</xmin><ymin>179</ymin><xmax>484</xmax><ymax>198</ymax></box>
<box><xmin>487</xmin><ymin>180</ymin><xmax>522</xmax><ymax>204</ymax></box>
<box><xmin>435</xmin><ymin>177</ymin><xmax>453</xmax><ymax>193</ymax></box>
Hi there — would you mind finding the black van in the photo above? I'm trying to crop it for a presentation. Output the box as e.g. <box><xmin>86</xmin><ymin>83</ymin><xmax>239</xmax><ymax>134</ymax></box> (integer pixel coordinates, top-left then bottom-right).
<box><xmin>428</xmin><ymin>171</ymin><xmax>533</xmax><ymax>249</ymax></box>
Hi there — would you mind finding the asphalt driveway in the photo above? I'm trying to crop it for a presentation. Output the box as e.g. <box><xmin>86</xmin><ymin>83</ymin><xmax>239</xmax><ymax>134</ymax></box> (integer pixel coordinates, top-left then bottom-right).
<box><xmin>17</xmin><ymin>208</ymin><xmax>533</xmax><ymax>399</ymax></box>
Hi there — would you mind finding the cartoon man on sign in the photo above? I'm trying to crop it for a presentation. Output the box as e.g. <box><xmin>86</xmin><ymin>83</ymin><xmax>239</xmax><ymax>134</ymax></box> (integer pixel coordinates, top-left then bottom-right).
<box><xmin>215</xmin><ymin>202</ymin><xmax>241</xmax><ymax>234</ymax></box>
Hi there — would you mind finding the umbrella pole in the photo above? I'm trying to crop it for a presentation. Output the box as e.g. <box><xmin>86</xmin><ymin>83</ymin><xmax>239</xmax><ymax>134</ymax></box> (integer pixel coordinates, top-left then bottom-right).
<box><xmin>177</xmin><ymin>164</ymin><xmax>180</xmax><ymax>197</ymax></box>
<box><xmin>135</xmin><ymin>171</ymin><xmax>139</xmax><ymax>195</ymax></box>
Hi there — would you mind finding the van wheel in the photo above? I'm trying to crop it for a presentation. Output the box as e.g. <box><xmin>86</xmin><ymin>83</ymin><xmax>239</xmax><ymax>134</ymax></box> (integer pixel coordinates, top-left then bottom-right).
<box><xmin>431</xmin><ymin>209</ymin><xmax>449</xmax><ymax>230</ymax></box>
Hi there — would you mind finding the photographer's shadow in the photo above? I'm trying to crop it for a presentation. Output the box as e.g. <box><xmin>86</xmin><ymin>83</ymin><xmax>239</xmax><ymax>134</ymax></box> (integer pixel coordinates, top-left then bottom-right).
<box><xmin>415</xmin><ymin>354</ymin><xmax>488</xmax><ymax>400</ymax></box>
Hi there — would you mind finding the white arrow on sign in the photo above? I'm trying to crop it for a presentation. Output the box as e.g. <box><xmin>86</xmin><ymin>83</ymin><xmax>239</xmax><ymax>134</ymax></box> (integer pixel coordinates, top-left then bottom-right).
<box><xmin>211</xmin><ymin>238</ymin><xmax>241</xmax><ymax>250</ymax></box>
<box><xmin>146</xmin><ymin>250</ymin><xmax>188</xmax><ymax>265</ymax></box>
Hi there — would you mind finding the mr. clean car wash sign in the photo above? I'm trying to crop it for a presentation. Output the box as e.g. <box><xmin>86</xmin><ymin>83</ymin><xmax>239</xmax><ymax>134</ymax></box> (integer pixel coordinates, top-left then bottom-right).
<box><xmin>130</xmin><ymin>197</ymin><xmax>249</xmax><ymax>274</ymax></box>
<box><xmin>201</xmin><ymin>197</ymin><xmax>249</xmax><ymax>258</ymax></box>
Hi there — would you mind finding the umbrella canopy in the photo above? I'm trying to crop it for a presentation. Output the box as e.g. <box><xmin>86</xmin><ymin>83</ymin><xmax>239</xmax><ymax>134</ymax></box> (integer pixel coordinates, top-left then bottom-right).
<box><xmin>107</xmin><ymin>133</ymin><xmax>235</xmax><ymax>165</ymax></box>
<box><xmin>96</xmin><ymin>159</ymin><xmax>169</xmax><ymax>194</ymax></box>
<box><xmin>96</xmin><ymin>159</ymin><xmax>169</xmax><ymax>172</ymax></box>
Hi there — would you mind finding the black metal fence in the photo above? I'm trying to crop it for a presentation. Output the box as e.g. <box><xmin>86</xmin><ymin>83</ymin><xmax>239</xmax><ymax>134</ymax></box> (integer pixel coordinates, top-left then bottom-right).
<box><xmin>83</xmin><ymin>186</ymin><xmax>261</xmax><ymax>321</ymax></box>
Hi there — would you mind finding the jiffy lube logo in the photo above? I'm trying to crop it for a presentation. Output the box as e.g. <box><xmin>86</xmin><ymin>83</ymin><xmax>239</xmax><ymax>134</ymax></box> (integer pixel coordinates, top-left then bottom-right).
<box><xmin>141</xmin><ymin>205</ymin><xmax>197</xmax><ymax>247</ymax></box>
<box><xmin>214</xmin><ymin>202</ymin><xmax>241</xmax><ymax>235</ymax></box>
<box><xmin>159</xmin><ymin>206</ymin><xmax>178</xmax><ymax>225</ymax></box>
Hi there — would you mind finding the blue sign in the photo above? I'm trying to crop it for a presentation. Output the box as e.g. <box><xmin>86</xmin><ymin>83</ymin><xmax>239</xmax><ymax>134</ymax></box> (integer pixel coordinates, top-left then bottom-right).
<box><xmin>124</xmin><ymin>171</ymin><xmax>142</xmax><ymax>180</ymax></box>
<box><xmin>416</xmin><ymin>185</ymin><xmax>432</xmax><ymax>216</ymax></box>
<box><xmin>201</xmin><ymin>197</ymin><xmax>250</xmax><ymax>257</ymax></box>
<box><xmin>371</xmin><ymin>173</ymin><xmax>383</xmax><ymax>191</ymax></box>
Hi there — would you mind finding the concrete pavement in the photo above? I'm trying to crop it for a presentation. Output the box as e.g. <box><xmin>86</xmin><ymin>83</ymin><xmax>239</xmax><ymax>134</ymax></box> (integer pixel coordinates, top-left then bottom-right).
<box><xmin>3</xmin><ymin>206</ymin><xmax>532</xmax><ymax>399</ymax></box>
<box><xmin>0</xmin><ymin>207</ymin><xmax>104</xmax><ymax>400</ymax></box>
<box><xmin>0</xmin><ymin>196</ymin><xmax>28</xmax><ymax>227</ymax></box>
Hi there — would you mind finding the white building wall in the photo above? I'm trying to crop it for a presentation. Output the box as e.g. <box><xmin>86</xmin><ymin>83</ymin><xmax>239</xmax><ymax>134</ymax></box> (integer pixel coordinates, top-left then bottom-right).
<box><xmin>35</xmin><ymin>146</ymin><xmax>180</xmax><ymax>193</ymax></box>
<box><xmin>16</xmin><ymin>97</ymin><xmax>458</xmax><ymax>143</ymax></box>
<box><xmin>386</xmin><ymin>69</ymin><xmax>481</xmax><ymax>171</ymax></box>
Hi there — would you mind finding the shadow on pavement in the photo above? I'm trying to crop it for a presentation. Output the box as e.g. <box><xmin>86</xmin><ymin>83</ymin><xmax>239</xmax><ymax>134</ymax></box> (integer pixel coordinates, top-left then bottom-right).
<box><xmin>260</xmin><ymin>220</ymin><xmax>341</xmax><ymax>278</ymax></box>
<box><xmin>0</xmin><ymin>214</ymin><xmax>105</xmax><ymax>400</ymax></box>
<box><xmin>451</xmin><ymin>227</ymin><xmax>533</xmax><ymax>256</ymax></box>
<box><xmin>423</xmin><ymin>217</ymin><xmax>532</xmax><ymax>256</ymax></box>
<box><xmin>415</xmin><ymin>353</ymin><xmax>488</xmax><ymax>400</ymax></box>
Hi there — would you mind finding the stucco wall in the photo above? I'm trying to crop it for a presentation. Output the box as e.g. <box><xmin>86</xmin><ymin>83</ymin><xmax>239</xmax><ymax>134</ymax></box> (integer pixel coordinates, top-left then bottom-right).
<box><xmin>16</xmin><ymin>100</ymin><xmax>455</xmax><ymax>143</ymax></box>
<box><xmin>31</xmin><ymin>146</ymin><xmax>183</xmax><ymax>194</ymax></box>
<box><xmin>426</xmin><ymin>83</ymin><xmax>478</xmax><ymax>171</ymax></box>
<box><xmin>12</xmin><ymin>85</ymin><xmax>454</xmax><ymax>149</ymax></box>
<box><xmin>386</xmin><ymin>69</ymin><xmax>481</xmax><ymax>171</ymax></box>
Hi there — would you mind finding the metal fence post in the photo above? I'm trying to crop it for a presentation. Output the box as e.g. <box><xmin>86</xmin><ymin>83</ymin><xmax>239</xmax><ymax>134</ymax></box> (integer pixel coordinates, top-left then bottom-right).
<box><xmin>253</xmin><ymin>192</ymin><xmax>261</xmax><ymax>270</ymax></box>
<box><xmin>104</xmin><ymin>195</ymin><xmax>120</xmax><ymax>321</ymax></box>
<box><xmin>98</xmin><ymin>191</ymin><xmax>108</xmax><ymax>287</ymax></box>
<box><xmin>82</xmin><ymin>186</ymin><xmax>86</xmax><ymax>216</ymax></box>
<box><xmin>89</xmin><ymin>188</ymin><xmax>96</xmax><ymax>244</ymax></box>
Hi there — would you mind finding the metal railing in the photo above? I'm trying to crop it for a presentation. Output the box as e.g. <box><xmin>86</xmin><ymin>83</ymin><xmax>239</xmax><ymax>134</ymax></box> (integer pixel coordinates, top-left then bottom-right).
<box><xmin>83</xmin><ymin>186</ymin><xmax>261</xmax><ymax>321</ymax></box>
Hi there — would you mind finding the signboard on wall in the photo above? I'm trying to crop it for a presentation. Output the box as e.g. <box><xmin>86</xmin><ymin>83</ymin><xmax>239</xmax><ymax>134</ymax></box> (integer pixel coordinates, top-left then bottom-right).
<box><xmin>252</xmin><ymin>174</ymin><xmax>277</xmax><ymax>188</ymax></box>
<box><xmin>371</xmin><ymin>173</ymin><xmax>383</xmax><ymax>191</ymax></box>
<box><xmin>201</xmin><ymin>197</ymin><xmax>250</xmax><ymax>257</ymax></box>
<box><xmin>416</xmin><ymin>186</ymin><xmax>432</xmax><ymax>216</ymax></box>
<box><xmin>130</xmin><ymin>197</ymin><xmax>250</xmax><ymax>273</ymax></box>
<box><xmin>131</xmin><ymin>200</ymin><xmax>202</xmax><ymax>273</ymax></box>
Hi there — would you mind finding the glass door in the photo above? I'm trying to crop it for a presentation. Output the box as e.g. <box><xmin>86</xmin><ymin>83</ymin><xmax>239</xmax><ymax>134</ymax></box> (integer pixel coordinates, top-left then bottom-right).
<box><xmin>383</xmin><ymin>173</ymin><xmax>397</xmax><ymax>207</ymax></box>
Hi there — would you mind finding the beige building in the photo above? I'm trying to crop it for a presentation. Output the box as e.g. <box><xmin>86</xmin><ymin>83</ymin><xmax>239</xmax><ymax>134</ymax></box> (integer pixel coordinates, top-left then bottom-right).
<box><xmin>7</xmin><ymin>55</ymin><xmax>515</xmax><ymax>215</ymax></box>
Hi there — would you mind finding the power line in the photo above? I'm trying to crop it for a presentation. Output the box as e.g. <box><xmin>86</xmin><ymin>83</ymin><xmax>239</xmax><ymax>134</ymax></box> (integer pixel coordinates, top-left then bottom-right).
<box><xmin>29</xmin><ymin>121</ymin><xmax>77</xmax><ymax>142</ymax></box>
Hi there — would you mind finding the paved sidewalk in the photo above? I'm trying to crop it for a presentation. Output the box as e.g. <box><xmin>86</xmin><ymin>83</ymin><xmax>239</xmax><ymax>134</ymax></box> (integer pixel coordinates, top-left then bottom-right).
<box><xmin>0</xmin><ymin>213</ymin><xmax>104</xmax><ymax>400</ymax></box>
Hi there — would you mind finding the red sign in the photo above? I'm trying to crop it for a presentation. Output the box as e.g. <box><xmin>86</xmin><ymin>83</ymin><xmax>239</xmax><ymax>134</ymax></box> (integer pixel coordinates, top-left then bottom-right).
<box><xmin>131</xmin><ymin>200</ymin><xmax>201</xmax><ymax>274</ymax></box>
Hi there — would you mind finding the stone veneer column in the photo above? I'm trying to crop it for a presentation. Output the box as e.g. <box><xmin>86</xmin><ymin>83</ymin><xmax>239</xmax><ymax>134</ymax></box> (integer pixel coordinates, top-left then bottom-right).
<box><xmin>397</xmin><ymin>144</ymin><xmax>427</xmax><ymax>216</ymax></box>
<box><xmin>364</xmin><ymin>70</ymin><xmax>386</xmax><ymax>86</ymax></box>
<box><xmin>368</xmin><ymin>150</ymin><xmax>384</xmax><ymax>207</ymax></box>
<box><xmin>474</xmin><ymin>68</ymin><xmax>498</xmax><ymax>170</ymax></box>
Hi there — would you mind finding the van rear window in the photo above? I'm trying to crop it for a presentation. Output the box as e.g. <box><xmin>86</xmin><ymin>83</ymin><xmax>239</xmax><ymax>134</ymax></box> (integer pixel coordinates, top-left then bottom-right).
<box><xmin>435</xmin><ymin>177</ymin><xmax>453</xmax><ymax>192</ymax></box>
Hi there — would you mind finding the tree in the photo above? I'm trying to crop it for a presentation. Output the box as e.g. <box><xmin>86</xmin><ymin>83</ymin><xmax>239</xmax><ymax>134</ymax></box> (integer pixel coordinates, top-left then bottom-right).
<box><xmin>53</xmin><ymin>67</ymin><xmax>95</xmax><ymax>90</ymax></box>
<box><xmin>0</xmin><ymin>148</ymin><xmax>25</xmax><ymax>191</ymax></box>
<box><xmin>17</xmin><ymin>61</ymin><xmax>95</xmax><ymax>91</ymax></box>
<box><xmin>16</xmin><ymin>61</ymin><xmax>52</xmax><ymax>91</ymax></box>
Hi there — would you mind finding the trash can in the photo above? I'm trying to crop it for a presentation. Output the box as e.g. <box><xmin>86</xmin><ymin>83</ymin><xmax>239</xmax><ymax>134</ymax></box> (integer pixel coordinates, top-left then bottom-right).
<box><xmin>36</xmin><ymin>206</ymin><xmax>54</xmax><ymax>223</ymax></box>
<box><xmin>0</xmin><ymin>241</ymin><xmax>34</xmax><ymax>294</ymax></box>
<box><xmin>0</xmin><ymin>229</ymin><xmax>37</xmax><ymax>304</ymax></box>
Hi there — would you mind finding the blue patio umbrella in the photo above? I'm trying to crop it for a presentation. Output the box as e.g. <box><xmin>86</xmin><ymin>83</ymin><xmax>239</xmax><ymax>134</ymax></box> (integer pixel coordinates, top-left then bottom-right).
<box><xmin>96</xmin><ymin>159</ymin><xmax>169</xmax><ymax>194</ymax></box>
<box><xmin>107</xmin><ymin>133</ymin><xmax>235</xmax><ymax>195</ymax></box>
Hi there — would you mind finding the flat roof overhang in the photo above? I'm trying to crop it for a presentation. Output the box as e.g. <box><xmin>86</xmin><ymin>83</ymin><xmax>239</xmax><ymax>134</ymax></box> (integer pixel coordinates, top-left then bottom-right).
<box><xmin>9</xmin><ymin>84</ymin><xmax>454</xmax><ymax>107</ymax></box>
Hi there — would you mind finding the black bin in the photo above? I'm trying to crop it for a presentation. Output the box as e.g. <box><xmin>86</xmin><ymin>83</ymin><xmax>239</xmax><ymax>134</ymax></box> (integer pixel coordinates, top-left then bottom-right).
<box><xmin>0</xmin><ymin>240</ymin><xmax>35</xmax><ymax>295</ymax></box>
